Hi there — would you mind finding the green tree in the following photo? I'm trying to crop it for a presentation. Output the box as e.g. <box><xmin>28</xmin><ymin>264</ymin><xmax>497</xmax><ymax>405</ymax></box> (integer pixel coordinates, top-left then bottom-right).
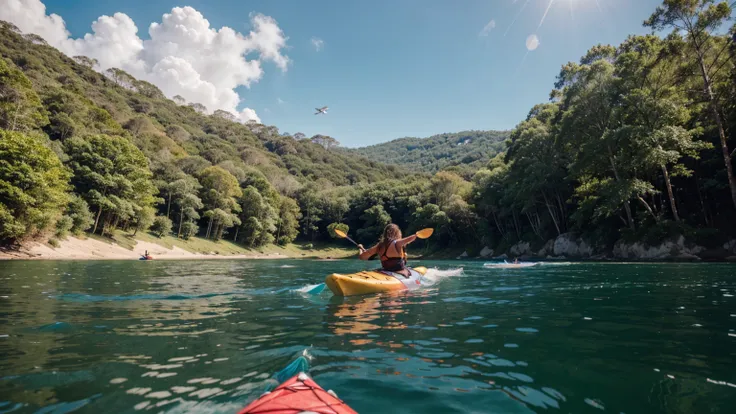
<box><xmin>276</xmin><ymin>196</ymin><xmax>301</xmax><ymax>245</ymax></box>
<box><xmin>168</xmin><ymin>177</ymin><xmax>203</xmax><ymax>238</ymax></box>
<box><xmin>645</xmin><ymin>0</ymin><xmax>736</xmax><ymax>209</ymax></box>
<box><xmin>65</xmin><ymin>195</ymin><xmax>95</xmax><ymax>235</ymax></box>
<box><xmin>0</xmin><ymin>130</ymin><xmax>70</xmax><ymax>242</ymax></box>
<box><xmin>180</xmin><ymin>221</ymin><xmax>199</xmax><ymax>240</ymax></box>
<box><xmin>54</xmin><ymin>216</ymin><xmax>73</xmax><ymax>239</ymax></box>
<box><xmin>298</xmin><ymin>184</ymin><xmax>323</xmax><ymax>240</ymax></box>
<box><xmin>237</xmin><ymin>185</ymin><xmax>277</xmax><ymax>247</ymax></box>
<box><xmin>197</xmin><ymin>166</ymin><xmax>242</xmax><ymax>239</ymax></box>
<box><xmin>505</xmin><ymin>103</ymin><xmax>570</xmax><ymax>236</ymax></box>
<box><xmin>614</xmin><ymin>34</ymin><xmax>711</xmax><ymax>222</ymax></box>
<box><xmin>557</xmin><ymin>50</ymin><xmax>651</xmax><ymax>229</ymax></box>
<box><xmin>150</xmin><ymin>215</ymin><xmax>173</xmax><ymax>238</ymax></box>
<box><xmin>132</xmin><ymin>206</ymin><xmax>156</xmax><ymax>236</ymax></box>
<box><xmin>430</xmin><ymin>171</ymin><xmax>471</xmax><ymax>210</ymax></box>
<box><xmin>64</xmin><ymin>134</ymin><xmax>158</xmax><ymax>235</ymax></box>
<box><xmin>0</xmin><ymin>58</ymin><xmax>48</xmax><ymax>131</ymax></box>
<box><xmin>357</xmin><ymin>204</ymin><xmax>392</xmax><ymax>242</ymax></box>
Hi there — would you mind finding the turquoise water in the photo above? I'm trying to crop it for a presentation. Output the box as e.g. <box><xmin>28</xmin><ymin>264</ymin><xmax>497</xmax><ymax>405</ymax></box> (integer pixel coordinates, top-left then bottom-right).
<box><xmin>0</xmin><ymin>260</ymin><xmax>735</xmax><ymax>413</ymax></box>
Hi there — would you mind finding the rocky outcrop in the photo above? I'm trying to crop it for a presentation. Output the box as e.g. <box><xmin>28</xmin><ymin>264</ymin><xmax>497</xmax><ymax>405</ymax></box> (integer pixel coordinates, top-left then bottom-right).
<box><xmin>537</xmin><ymin>239</ymin><xmax>555</xmax><ymax>257</ymax></box>
<box><xmin>613</xmin><ymin>235</ymin><xmax>705</xmax><ymax>260</ymax></box>
<box><xmin>479</xmin><ymin>246</ymin><xmax>494</xmax><ymax>258</ymax></box>
<box><xmin>456</xmin><ymin>251</ymin><xmax>469</xmax><ymax>259</ymax></box>
<box><xmin>553</xmin><ymin>233</ymin><xmax>594</xmax><ymax>258</ymax></box>
<box><xmin>482</xmin><ymin>234</ymin><xmax>730</xmax><ymax>262</ymax></box>
<box><xmin>509</xmin><ymin>242</ymin><xmax>531</xmax><ymax>257</ymax></box>
<box><xmin>724</xmin><ymin>240</ymin><xmax>736</xmax><ymax>255</ymax></box>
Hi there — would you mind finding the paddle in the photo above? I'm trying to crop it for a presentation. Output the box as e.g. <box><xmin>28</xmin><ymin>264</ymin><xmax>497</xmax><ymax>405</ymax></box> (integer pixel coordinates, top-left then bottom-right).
<box><xmin>334</xmin><ymin>227</ymin><xmax>434</xmax><ymax>248</ymax></box>
<box><xmin>415</xmin><ymin>228</ymin><xmax>434</xmax><ymax>239</ymax></box>
<box><xmin>333</xmin><ymin>228</ymin><xmax>359</xmax><ymax>247</ymax></box>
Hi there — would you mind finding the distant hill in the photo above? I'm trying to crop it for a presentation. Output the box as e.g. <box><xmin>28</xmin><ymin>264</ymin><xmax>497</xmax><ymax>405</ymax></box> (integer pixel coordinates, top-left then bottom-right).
<box><xmin>347</xmin><ymin>130</ymin><xmax>510</xmax><ymax>176</ymax></box>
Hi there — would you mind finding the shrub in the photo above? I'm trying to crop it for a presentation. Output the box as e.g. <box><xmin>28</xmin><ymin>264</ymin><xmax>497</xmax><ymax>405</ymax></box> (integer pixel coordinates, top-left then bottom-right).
<box><xmin>150</xmin><ymin>216</ymin><xmax>173</xmax><ymax>238</ymax></box>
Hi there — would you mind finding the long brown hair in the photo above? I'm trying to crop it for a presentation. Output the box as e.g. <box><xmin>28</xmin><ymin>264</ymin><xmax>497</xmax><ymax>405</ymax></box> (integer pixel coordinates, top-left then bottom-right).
<box><xmin>378</xmin><ymin>223</ymin><xmax>402</xmax><ymax>255</ymax></box>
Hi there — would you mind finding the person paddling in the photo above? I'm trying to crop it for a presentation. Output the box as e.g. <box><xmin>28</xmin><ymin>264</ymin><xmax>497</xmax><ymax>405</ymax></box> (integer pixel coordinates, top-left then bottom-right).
<box><xmin>357</xmin><ymin>224</ymin><xmax>418</xmax><ymax>277</ymax></box>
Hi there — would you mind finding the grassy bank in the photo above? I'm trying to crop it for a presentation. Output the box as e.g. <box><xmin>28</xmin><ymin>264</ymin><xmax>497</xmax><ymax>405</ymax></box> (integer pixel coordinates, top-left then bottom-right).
<box><xmin>88</xmin><ymin>230</ymin><xmax>357</xmax><ymax>259</ymax></box>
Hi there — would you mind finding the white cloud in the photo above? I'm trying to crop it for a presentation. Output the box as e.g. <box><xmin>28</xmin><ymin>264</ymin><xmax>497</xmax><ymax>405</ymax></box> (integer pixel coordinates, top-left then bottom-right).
<box><xmin>239</xmin><ymin>108</ymin><xmax>261</xmax><ymax>123</ymax></box>
<box><xmin>310</xmin><ymin>37</ymin><xmax>324</xmax><ymax>52</ymax></box>
<box><xmin>526</xmin><ymin>34</ymin><xmax>540</xmax><ymax>51</ymax></box>
<box><xmin>478</xmin><ymin>19</ymin><xmax>496</xmax><ymax>37</ymax></box>
<box><xmin>277</xmin><ymin>98</ymin><xmax>285</xmax><ymax>104</ymax></box>
<box><xmin>0</xmin><ymin>0</ymin><xmax>70</xmax><ymax>50</ymax></box>
<box><xmin>0</xmin><ymin>0</ymin><xmax>290</xmax><ymax>124</ymax></box>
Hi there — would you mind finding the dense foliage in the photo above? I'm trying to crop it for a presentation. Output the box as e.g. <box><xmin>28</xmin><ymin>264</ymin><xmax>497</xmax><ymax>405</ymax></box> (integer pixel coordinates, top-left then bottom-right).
<box><xmin>2</xmin><ymin>0</ymin><xmax>736</xmax><ymax>256</ymax></box>
<box><xmin>347</xmin><ymin>130</ymin><xmax>509</xmax><ymax>178</ymax></box>
<box><xmin>0</xmin><ymin>130</ymin><xmax>70</xmax><ymax>241</ymax></box>
<box><xmin>470</xmin><ymin>0</ymin><xmax>736</xmax><ymax>252</ymax></box>
<box><xmin>0</xmin><ymin>21</ymin><xmax>416</xmax><ymax>248</ymax></box>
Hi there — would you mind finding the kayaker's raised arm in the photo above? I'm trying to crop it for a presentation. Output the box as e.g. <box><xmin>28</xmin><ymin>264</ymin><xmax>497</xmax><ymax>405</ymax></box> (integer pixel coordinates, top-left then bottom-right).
<box><xmin>358</xmin><ymin>244</ymin><xmax>377</xmax><ymax>260</ymax></box>
<box><xmin>395</xmin><ymin>234</ymin><xmax>417</xmax><ymax>250</ymax></box>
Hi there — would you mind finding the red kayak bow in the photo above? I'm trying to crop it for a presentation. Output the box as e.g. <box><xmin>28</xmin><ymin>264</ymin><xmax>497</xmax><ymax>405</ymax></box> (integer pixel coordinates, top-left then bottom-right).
<box><xmin>237</xmin><ymin>373</ymin><xmax>357</xmax><ymax>414</ymax></box>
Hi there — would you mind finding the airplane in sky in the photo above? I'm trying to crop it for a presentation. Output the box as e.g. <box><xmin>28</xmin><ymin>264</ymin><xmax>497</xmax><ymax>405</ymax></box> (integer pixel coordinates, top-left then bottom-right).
<box><xmin>314</xmin><ymin>106</ymin><xmax>328</xmax><ymax>115</ymax></box>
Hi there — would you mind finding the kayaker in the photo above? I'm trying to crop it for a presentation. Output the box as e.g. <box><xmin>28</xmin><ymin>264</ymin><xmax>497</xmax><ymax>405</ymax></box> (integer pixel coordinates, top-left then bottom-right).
<box><xmin>357</xmin><ymin>223</ymin><xmax>417</xmax><ymax>277</ymax></box>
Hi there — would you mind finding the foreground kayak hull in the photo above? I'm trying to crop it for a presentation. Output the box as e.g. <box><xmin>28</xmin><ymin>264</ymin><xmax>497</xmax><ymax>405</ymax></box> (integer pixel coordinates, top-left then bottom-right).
<box><xmin>237</xmin><ymin>373</ymin><xmax>357</xmax><ymax>414</ymax></box>
<box><xmin>325</xmin><ymin>266</ymin><xmax>427</xmax><ymax>296</ymax></box>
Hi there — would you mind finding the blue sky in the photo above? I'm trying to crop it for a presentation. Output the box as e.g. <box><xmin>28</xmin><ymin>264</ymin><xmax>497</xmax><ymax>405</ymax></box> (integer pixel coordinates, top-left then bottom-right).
<box><xmin>43</xmin><ymin>0</ymin><xmax>663</xmax><ymax>147</ymax></box>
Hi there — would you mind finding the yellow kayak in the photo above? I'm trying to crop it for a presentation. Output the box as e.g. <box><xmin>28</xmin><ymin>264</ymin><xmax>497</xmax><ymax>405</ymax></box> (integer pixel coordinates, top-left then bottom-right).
<box><xmin>325</xmin><ymin>266</ymin><xmax>428</xmax><ymax>296</ymax></box>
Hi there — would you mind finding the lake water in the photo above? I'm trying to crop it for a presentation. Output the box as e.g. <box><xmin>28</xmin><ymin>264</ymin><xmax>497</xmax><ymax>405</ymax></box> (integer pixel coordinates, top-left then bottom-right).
<box><xmin>0</xmin><ymin>260</ymin><xmax>735</xmax><ymax>413</ymax></box>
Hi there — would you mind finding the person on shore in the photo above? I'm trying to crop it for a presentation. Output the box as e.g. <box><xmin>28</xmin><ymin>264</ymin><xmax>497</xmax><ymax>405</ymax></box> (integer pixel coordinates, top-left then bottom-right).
<box><xmin>357</xmin><ymin>223</ymin><xmax>418</xmax><ymax>277</ymax></box>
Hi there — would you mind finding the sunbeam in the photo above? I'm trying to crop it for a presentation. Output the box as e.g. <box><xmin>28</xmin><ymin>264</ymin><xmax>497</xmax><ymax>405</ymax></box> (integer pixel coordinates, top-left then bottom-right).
<box><xmin>504</xmin><ymin>0</ymin><xmax>531</xmax><ymax>37</ymax></box>
<box><xmin>538</xmin><ymin>0</ymin><xmax>556</xmax><ymax>30</ymax></box>
<box><xmin>569</xmin><ymin>0</ymin><xmax>575</xmax><ymax>21</ymax></box>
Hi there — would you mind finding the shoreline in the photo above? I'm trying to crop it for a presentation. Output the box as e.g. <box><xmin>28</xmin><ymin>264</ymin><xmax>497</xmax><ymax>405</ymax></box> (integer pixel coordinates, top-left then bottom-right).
<box><xmin>4</xmin><ymin>235</ymin><xmax>734</xmax><ymax>263</ymax></box>
<box><xmin>0</xmin><ymin>235</ymin><xmax>352</xmax><ymax>261</ymax></box>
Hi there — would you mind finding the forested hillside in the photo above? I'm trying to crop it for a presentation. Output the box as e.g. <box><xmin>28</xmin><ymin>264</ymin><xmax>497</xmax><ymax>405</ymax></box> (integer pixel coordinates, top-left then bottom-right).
<box><xmin>2</xmin><ymin>0</ymin><xmax>736</xmax><ymax>259</ymax></box>
<box><xmin>348</xmin><ymin>130</ymin><xmax>509</xmax><ymax>177</ymax></box>
<box><xmin>0</xmin><ymin>20</ymin><xmax>421</xmax><ymax>249</ymax></box>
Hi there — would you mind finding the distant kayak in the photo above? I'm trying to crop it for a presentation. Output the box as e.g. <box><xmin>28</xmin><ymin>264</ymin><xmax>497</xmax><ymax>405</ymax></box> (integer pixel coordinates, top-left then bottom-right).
<box><xmin>139</xmin><ymin>256</ymin><xmax>153</xmax><ymax>261</ymax></box>
<box><xmin>483</xmin><ymin>262</ymin><xmax>538</xmax><ymax>269</ymax></box>
<box><xmin>325</xmin><ymin>266</ymin><xmax>427</xmax><ymax>296</ymax></box>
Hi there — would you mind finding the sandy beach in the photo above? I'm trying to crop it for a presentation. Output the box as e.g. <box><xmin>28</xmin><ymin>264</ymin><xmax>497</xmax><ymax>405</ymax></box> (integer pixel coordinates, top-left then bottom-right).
<box><xmin>0</xmin><ymin>236</ymin><xmax>288</xmax><ymax>261</ymax></box>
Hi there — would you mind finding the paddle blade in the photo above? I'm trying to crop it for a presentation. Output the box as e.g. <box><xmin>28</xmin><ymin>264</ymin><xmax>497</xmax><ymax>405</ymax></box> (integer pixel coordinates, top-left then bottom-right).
<box><xmin>333</xmin><ymin>228</ymin><xmax>348</xmax><ymax>238</ymax></box>
<box><xmin>416</xmin><ymin>228</ymin><xmax>434</xmax><ymax>239</ymax></box>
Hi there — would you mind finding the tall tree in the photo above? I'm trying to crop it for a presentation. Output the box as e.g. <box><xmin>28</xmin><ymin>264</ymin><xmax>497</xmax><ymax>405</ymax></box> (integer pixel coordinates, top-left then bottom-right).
<box><xmin>645</xmin><ymin>0</ymin><xmax>736</xmax><ymax>209</ymax></box>
<box><xmin>615</xmin><ymin>34</ymin><xmax>711</xmax><ymax>222</ymax></box>
<box><xmin>64</xmin><ymin>134</ymin><xmax>158</xmax><ymax>235</ymax></box>
<box><xmin>276</xmin><ymin>196</ymin><xmax>301</xmax><ymax>245</ymax></box>
<box><xmin>0</xmin><ymin>131</ymin><xmax>70</xmax><ymax>242</ymax></box>
<box><xmin>197</xmin><ymin>166</ymin><xmax>242</xmax><ymax>239</ymax></box>
<box><xmin>557</xmin><ymin>49</ymin><xmax>653</xmax><ymax>229</ymax></box>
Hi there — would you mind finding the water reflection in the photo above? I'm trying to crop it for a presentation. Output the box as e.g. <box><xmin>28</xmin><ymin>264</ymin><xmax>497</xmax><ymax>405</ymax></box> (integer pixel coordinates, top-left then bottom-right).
<box><xmin>0</xmin><ymin>260</ymin><xmax>735</xmax><ymax>413</ymax></box>
<box><xmin>326</xmin><ymin>294</ymin><xmax>408</xmax><ymax>340</ymax></box>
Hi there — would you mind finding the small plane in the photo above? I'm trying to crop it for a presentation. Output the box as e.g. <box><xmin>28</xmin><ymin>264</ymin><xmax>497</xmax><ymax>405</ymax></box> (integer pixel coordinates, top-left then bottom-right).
<box><xmin>314</xmin><ymin>106</ymin><xmax>328</xmax><ymax>115</ymax></box>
